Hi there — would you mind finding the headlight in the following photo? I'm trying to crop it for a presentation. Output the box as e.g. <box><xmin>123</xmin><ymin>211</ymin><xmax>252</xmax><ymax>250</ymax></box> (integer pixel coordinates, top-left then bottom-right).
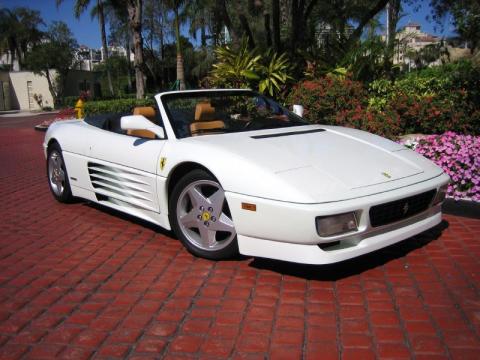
<box><xmin>432</xmin><ymin>183</ymin><xmax>448</xmax><ymax>205</ymax></box>
<box><xmin>316</xmin><ymin>212</ymin><xmax>358</xmax><ymax>237</ymax></box>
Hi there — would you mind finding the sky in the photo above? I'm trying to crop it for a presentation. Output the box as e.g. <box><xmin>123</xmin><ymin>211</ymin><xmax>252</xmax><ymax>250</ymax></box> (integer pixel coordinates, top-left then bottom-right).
<box><xmin>1</xmin><ymin>0</ymin><xmax>456</xmax><ymax>49</ymax></box>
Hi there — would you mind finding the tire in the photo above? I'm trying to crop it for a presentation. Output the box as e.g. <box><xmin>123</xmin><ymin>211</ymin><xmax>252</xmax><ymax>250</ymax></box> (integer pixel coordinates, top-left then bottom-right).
<box><xmin>47</xmin><ymin>142</ymin><xmax>74</xmax><ymax>203</ymax></box>
<box><xmin>169</xmin><ymin>169</ymin><xmax>239</xmax><ymax>260</ymax></box>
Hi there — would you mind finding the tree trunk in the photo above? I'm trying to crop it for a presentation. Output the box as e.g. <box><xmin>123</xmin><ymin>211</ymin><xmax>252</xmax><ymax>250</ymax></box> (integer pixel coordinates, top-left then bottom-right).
<box><xmin>239</xmin><ymin>13</ymin><xmax>255</xmax><ymax>49</ymax></box>
<box><xmin>215</xmin><ymin>0</ymin><xmax>238</xmax><ymax>45</ymax></box>
<box><xmin>264</xmin><ymin>12</ymin><xmax>272</xmax><ymax>47</ymax></box>
<box><xmin>159</xmin><ymin>19</ymin><xmax>165</xmax><ymax>89</ymax></box>
<box><xmin>44</xmin><ymin>69</ymin><xmax>58</xmax><ymax>106</ymax></box>
<box><xmin>126</xmin><ymin>30</ymin><xmax>133</xmax><ymax>93</ymax></box>
<box><xmin>98</xmin><ymin>0</ymin><xmax>114</xmax><ymax>96</ymax></box>
<box><xmin>127</xmin><ymin>0</ymin><xmax>145</xmax><ymax>99</ymax></box>
<box><xmin>174</xmin><ymin>8</ymin><xmax>186</xmax><ymax>91</ymax></box>
<box><xmin>385</xmin><ymin>0</ymin><xmax>401</xmax><ymax>78</ymax></box>
<box><xmin>272</xmin><ymin>0</ymin><xmax>281</xmax><ymax>52</ymax></box>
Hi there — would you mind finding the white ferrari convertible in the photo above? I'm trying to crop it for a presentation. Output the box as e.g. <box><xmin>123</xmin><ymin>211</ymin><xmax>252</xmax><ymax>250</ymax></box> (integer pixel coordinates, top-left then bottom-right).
<box><xmin>44</xmin><ymin>89</ymin><xmax>449</xmax><ymax>264</ymax></box>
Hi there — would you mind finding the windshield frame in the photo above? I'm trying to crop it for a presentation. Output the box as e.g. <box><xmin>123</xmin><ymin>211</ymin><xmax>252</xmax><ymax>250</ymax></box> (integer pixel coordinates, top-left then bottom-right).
<box><xmin>159</xmin><ymin>89</ymin><xmax>308</xmax><ymax>139</ymax></box>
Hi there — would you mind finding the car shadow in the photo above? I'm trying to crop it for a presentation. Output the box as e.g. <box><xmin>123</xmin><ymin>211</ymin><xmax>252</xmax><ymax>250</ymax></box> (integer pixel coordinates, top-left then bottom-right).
<box><xmin>82</xmin><ymin>201</ymin><xmax>176</xmax><ymax>238</ymax></box>
<box><xmin>247</xmin><ymin>220</ymin><xmax>449</xmax><ymax>281</ymax></box>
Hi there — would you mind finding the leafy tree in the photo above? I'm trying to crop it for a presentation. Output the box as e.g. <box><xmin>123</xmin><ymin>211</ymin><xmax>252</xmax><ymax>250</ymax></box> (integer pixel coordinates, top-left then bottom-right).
<box><xmin>430</xmin><ymin>0</ymin><xmax>480</xmax><ymax>53</ymax></box>
<box><xmin>56</xmin><ymin>0</ymin><xmax>115</xmax><ymax>96</ymax></box>
<box><xmin>107</xmin><ymin>1</ymin><xmax>134</xmax><ymax>92</ymax></box>
<box><xmin>25</xmin><ymin>22</ymin><xmax>78</xmax><ymax>105</ymax></box>
<box><xmin>94</xmin><ymin>55</ymin><xmax>131</xmax><ymax>95</ymax></box>
<box><xmin>0</xmin><ymin>7</ymin><xmax>43</xmax><ymax>70</ymax></box>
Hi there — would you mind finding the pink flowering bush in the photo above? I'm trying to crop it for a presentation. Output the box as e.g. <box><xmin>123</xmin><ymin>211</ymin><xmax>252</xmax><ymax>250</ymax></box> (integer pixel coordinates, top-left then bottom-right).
<box><xmin>400</xmin><ymin>132</ymin><xmax>480</xmax><ymax>201</ymax></box>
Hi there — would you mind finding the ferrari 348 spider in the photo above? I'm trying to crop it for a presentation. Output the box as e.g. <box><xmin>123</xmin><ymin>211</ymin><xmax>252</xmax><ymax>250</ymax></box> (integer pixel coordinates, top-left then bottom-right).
<box><xmin>44</xmin><ymin>89</ymin><xmax>449</xmax><ymax>264</ymax></box>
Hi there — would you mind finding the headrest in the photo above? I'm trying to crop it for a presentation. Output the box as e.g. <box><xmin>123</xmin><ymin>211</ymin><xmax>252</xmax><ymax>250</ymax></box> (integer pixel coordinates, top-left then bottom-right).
<box><xmin>194</xmin><ymin>102</ymin><xmax>216</xmax><ymax>121</ymax></box>
<box><xmin>133</xmin><ymin>106</ymin><xmax>156</xmax><ymax>119</ymax></box>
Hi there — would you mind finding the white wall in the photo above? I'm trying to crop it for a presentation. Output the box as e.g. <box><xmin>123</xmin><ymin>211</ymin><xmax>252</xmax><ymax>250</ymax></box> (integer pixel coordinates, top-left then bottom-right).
<box><xmin>8</xmin><ymin>71</ymin><xmax>55</xmax><ymax>110</ymax></box>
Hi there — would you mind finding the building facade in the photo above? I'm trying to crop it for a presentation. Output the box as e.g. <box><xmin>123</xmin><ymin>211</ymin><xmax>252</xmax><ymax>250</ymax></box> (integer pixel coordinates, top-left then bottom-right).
<box><xmin>0</xmin><ymin>70</ymin><xmax>101</xmax><ymax>111</ymax></box>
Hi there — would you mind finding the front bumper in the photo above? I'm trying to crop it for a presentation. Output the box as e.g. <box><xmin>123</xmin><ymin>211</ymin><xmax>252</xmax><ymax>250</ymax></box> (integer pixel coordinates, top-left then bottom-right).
<box><xmin>226</xmin><ymin>173</ymin><xmax>449</xmax><ymax>264</ymax></box>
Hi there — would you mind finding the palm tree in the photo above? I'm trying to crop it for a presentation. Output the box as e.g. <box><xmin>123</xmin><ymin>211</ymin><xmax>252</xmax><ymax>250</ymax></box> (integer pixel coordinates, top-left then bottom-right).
<box><xmin>166</xmin><ymin>0</ymin><xmax>186</xmax><ymax>90</ymax></box>
<box><xmin>56</xmin><ymin>0</ymin><xmax>115</xmax><ymax>96</ymax></box>
<box><xmin>0</xmin><ymin>7</ymin><xmax>43</xmax><ymax>70</ymax></box>
<box><xmin>0</xmin><ymin>8</ymin><xmax>19</xmax><ymax>69</ymax></box>
<box><xmin>125</xmin><ymin>0</ymin><xmax>146</xmax><ymax>98</ymax></box>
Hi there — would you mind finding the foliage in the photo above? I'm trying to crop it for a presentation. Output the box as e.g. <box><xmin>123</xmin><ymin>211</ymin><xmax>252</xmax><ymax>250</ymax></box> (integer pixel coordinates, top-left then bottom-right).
<box><xmin>258</xmin><ymin>51</ymin><xmax>291</xmax><ymax>96</ymax></box>
<box><xmin>287</xmin><ymin>60</ymin><xmax>480</xmax><ymax>139</ymax></box>
<box><xmin>83</xmin><ymin>98</ymin><xmax>155</xmax><ymax>116</ymax></box>
<box><xmin>399</xmin><ymin>132</ymin><xmax>480</xmax><ymax>201</ymax></box>
<box><xmin>210</xmin><ymin>39</ymin><xmax>292</xmax><ymax>97</ymax></box>
<box><xmin>430</xmin><ymin>0</ymin><xmax>480</xmax><ymax>53</ymax></box>
<box><xmin>25</xmin><ymin>21</ymin><xmax>78</xmax><ymax>105</ymax></box>
<box><xmin>286</xmin><ymin>77</ymin><xmax>368</xmax><ymax>124</ymax></box>
<box><xmin>94</xmin><ymin>55</ymin><xmax>132</xmax><ymax>95</ymax></box>
<box><xmin>368</xmin><ymin>60</ymin><xmax>480</xmax><ymax>135</ymax></box>
<box><xmin>0</xmin><ymin>7</ymin><xmax>43</xmax><ymax>70</ymax></box>
<box><xmin>287</xmin><ymin>77</ymin><xmax>402</xmax><ymax>139</ymax></box>
<box><xmin>210</xmin><ymin>39</ymin><xmax>261</xmax><ymax>88</ymax></box>
<box><xmin>56</xmin><ymin>108</ymin><xmax>76</xmax><ymax>119</ymax></box>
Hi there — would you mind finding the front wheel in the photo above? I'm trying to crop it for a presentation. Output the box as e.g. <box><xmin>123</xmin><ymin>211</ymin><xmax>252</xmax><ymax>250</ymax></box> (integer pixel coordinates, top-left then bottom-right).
<box><xmin>169</xmin><ymin>169</ymin><xmax>239</xmax><ymax>260</ymax></box>
<box><xmin>47</xmin><ymin>143</ymin><xmax>74</xmax><ymax>203</ymax></box>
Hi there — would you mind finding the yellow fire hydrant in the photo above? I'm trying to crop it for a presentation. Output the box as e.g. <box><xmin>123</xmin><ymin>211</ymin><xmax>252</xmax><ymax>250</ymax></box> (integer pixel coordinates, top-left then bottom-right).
<box><xmin>75</xmin><ymin>98</ymin><xmax>84</xmax><ymax>119</ymax></box>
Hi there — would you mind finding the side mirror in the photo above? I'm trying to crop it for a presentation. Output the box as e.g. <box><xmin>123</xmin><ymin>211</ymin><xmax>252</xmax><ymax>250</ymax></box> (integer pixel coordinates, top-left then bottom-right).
<box><xmin>293</xmin><ymin>104</ymin><xmax>304</xmax><ymax>117</ymax></box>
<box><xmin>121</xmin><ymin>115</ymin><xmax>165</xmax><ymax>139</ymax></box>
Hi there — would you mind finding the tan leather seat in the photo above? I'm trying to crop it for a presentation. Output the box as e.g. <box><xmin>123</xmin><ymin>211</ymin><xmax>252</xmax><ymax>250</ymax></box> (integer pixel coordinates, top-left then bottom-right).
<box><xmin>190</xmin><ymin>102</ymin><xmax>225</xmax><ymax>136</ymax></box>
<box><xmin>127</xmin><ymin>106</ymin><xmax>157</xmax><ymax>139</ymax></box>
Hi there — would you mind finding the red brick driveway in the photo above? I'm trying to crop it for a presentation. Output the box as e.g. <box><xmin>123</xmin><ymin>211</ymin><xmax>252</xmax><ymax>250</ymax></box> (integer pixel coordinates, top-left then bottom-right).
<box><xmin>0</xmin><ymin>117</ymin><xmax>479</xmax><ymax>359</ymax></box>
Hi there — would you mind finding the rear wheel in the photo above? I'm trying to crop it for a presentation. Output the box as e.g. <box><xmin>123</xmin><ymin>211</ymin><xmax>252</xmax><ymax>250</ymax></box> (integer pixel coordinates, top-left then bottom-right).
<box><xmin>47</xmin><ymin>143</ymin><xmax>73</xmax><ymax>203</ymax></box>
<box><xmin>169</xmin><ymin>169</ymin><xmax>238</xmax><ymax>260</ymax></box>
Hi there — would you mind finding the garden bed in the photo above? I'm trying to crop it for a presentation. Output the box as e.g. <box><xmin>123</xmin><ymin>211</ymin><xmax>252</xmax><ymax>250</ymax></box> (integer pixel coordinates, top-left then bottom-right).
<box><xmin>399</xmin><ymin>132</ymin><xmax>479</xmax><ymax>202</ymax></box>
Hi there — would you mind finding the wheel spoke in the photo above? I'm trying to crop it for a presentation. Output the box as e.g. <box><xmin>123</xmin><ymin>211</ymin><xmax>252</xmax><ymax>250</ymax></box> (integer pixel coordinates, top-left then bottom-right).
<box><xmin>187</xmin><ymin>186</ymin><xmax>208</xmax><ymax>208</ymax></box>
<box><xmin>208</xmin><ymin>189</ymin><xmax>225</xmax><ymax>216</ymax></box>
<box><xmin>180</xmin><ymin>210</ymin><xmax>200</xmax><ymax>229</ymax></box>
<box><xmin>198</xmin><ymin>226</ymin><xmax>217</xmax><ymax>247</ymax></box>
<box><xmin>210</xmin><ymin>213</ymin><xmax>235</xmax><ymax>233</ymax></box>
<box><xmin>58</xmin><ymin>169</ymin><xmax>66</xmax><ymax>182</ymax></box>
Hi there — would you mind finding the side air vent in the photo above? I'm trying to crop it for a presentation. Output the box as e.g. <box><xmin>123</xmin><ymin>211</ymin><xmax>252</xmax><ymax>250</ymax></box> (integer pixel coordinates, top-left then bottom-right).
<box><xmin>251</xmin><ymin>128</ymin><xmax>325</xmax><ymax>139</ymax></box>
<box><xmin>88</xmin><ymin>162</ymin><xmax>156</xmax><ymax>211</ymax></box>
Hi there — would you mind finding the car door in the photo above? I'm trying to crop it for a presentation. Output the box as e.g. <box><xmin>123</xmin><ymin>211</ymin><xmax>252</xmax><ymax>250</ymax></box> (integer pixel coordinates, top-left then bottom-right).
<box><xmin>86</xmin><ymin>130</ymin><xmax>166</xmax><ymax>215</ymax></box>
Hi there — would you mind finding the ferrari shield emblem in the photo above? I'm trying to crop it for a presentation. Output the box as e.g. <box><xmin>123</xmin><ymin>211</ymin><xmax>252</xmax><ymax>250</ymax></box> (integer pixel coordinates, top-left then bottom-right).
<box><xmin>381</xmin><ymin>172</ymin><xmax>391</xmax><ymax>179</ymax></box>
<box><xmin>160</xmin><ymin>157</ymin><xmax>167</xmax><ymax>170</ymax></box>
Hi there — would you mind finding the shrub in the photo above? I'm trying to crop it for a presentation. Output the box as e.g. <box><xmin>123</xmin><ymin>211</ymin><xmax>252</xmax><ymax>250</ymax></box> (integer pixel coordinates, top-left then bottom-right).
<box><xmin>209</xmin><ymin>39</ymin><xmax>292</xmax><ymax>98</ymax></box>
<box><xmin>368</xmin><ymin>60</ymin><xmax>480</xmax><ymax>135</ymax></box>
<box><xmin>335</xmin><ymin>106</ymin><xmax>402</xmax><ymax>139</ymax></box>
<box><xmin>400</xmin><ymin>132</ymin><xmax>480</xmax><ymax>201</ymax></box>
<box><xmin>388</xmin><ymin>94</ymin><xmax>475</xmax><ymax>135</ymax></box>
<box><xmin>56</xmin><ymin>108</ymin><xmax>76</xmax><ymax>119</ymax></box>
<box><xmin>84</xmin><ymin>98</ymin><xmax>155</xmax><ymax>116</ymax></box>
<box><xmin>286</xmin><ymin>77</ymin><xmax>368</xmax><ymax>125</ymax></box>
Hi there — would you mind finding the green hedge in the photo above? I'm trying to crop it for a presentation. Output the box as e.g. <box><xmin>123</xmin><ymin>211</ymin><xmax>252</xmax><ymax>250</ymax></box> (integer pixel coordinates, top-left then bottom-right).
<box><xmin>83</xmin><ymin>98</ymin><xmax>156</xmax><ymax>116</ymax></box>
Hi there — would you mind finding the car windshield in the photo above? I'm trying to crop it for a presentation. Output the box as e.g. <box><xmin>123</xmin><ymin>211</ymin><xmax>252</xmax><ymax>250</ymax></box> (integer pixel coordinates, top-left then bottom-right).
<box><xmin>161</xmin><ymin>90</ymin><xmax>308</xmax><ymax>138</ymax></box>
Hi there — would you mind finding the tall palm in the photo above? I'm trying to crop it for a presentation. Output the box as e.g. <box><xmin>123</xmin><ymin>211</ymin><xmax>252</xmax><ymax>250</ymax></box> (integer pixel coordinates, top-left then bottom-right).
<box><xmin>0</xmin><ymin>7</ymin><xmax>43</xmax><ymax>70</ymax></box>
<box><xmin>125</xmin><ymin>0</ymin><xmax>146</xmax><ymax>98</ymax></box>
<box><xmin>0</xmin><ymin>8</ymin><xmax>18</xmax><ymax>69</ymax></box>
<box><xmin>56</xmin><ymin>0</ymin><xmax>114</xmax><ymax>96</ymax></box>
<box><xmin>166</xmin><ymin>0</ymin><xmax>186</xmax><ymax>90</ymax></box>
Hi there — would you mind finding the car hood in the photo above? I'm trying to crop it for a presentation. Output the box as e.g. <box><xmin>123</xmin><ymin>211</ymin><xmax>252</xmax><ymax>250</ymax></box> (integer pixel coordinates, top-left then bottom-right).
<box><xmin>175</xmin><ymin>125</ymin><xmax>443</xmax><ymax>203</ymax></box>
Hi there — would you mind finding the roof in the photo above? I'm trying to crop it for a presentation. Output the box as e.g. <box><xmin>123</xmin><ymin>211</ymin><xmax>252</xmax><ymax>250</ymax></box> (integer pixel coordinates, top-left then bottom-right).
<box><xmin>405</xmin><ymin>22</ymin><xmax>421</xmax><ymax>27</ymax></box>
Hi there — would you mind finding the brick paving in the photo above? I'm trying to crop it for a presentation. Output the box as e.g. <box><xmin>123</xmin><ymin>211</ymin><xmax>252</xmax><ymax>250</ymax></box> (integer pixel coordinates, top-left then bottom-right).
<box><xmin>0</xmin><ymin>119</ymin><xmax>479</xmax><ymax>359</ymax></box>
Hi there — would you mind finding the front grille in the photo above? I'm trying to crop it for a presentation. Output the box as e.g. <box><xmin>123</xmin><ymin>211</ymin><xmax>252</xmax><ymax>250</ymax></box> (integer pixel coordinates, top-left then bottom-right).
<box><xmin>369</xmin><ymin>190</ymin><xmax>436</xmax><ymax>227</ymax></box>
